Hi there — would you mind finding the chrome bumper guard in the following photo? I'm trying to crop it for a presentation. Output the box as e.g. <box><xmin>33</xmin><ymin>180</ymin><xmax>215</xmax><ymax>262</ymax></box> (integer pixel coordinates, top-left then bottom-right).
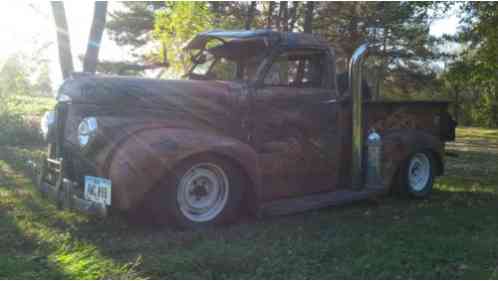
<box><xmin>37</xmin><ymin>158</ymin><xmax>107</xmax><ymax>217</ymax></box>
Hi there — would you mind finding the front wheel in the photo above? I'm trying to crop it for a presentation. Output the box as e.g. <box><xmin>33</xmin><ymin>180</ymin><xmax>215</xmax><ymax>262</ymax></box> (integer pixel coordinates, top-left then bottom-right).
<box><xmin>151</xmin><ymin>155</ymin><xmax>245</xmax><ymax>229</ymax></box>
<box><xmin>399</xmin><ymin>150</ymin><xmax>435</xmax><ymax>198</ymax></box>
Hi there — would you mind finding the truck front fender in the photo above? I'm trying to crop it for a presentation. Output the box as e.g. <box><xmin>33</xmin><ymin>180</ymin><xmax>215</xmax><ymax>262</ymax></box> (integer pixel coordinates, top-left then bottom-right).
<box><xmin>381</xmin><ymin>129</ymin><xmax>445</xmax><ymax>188</ymax></box>
<box><xmin>106</xmin><ymin>128</ymin><xmax>260</xmax><ymax>211</ymax></box>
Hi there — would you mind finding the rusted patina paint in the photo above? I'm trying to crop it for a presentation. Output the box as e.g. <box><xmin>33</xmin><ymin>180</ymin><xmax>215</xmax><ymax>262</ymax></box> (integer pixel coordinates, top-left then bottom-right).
<box><xmin>363</xmin><ymin>102</ymin><xmax>448</xmax><ymax>187</ymax></box>
<box><xmin>58</xmin><ymin>75</ymin><xmax>450</xmax><ymax>211</ymax></box>
<box><xmin>251</xmin><ymin>87</ymin><xmax>341</xmax><ymax>200</ymax></box>
<box><xmin>106</xmin><ymin>128</ymin><xmax>259</xmax><ymax>210</ymax></box>
<box><xmin>49</xmin><ymin>31</ymin><xmax>454</xmax><ymax>214</ymax></box>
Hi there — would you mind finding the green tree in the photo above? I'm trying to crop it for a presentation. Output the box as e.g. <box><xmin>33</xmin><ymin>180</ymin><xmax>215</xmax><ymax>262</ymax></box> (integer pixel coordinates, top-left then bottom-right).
<box><xmin>316</xmin><ymin>2</ymin><xmax>447</xmax><ymax>97</ymax></box>
<box><xmin>0</xmin><ymin>54</ymin><xmax>32</xmax><ymax>97</ymax></box>
<box><xmin>443</xmin><ymin>2</ymin><xmax>498</xmax><ymax>127</ymax></box>
<box><xmin>105</xmin><ymin>0</ymin><xmax>453</xmax><ymax>101</ymax></box>
<box><xmin>154</xmin><ymin>2</ymin><xmax>214</xmax><ymax>76</ymax></box>
<box><xmin>34</xmin><ymin>62</ymin><xmax>53</xmax><ymax>97</ymax></box>
<box><xmin>107</xmin><ymin>2</ymin><xmax>165</xmax><ymax>53</ymax></box>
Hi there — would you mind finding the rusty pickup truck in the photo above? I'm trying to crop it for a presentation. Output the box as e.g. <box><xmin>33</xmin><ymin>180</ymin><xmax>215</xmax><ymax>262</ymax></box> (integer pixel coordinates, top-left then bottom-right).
<box><xmin>38</xmin><ymin>30</ymin><xmax>456</xmax><ymax>228</ymax></box>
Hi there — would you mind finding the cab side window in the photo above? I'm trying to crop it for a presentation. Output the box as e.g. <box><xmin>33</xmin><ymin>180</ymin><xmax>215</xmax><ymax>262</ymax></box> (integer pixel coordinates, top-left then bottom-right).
<box><xmin>264</xmin><ymin>50</ymin><xmax>326</xmax><ymax>88</ymax></box>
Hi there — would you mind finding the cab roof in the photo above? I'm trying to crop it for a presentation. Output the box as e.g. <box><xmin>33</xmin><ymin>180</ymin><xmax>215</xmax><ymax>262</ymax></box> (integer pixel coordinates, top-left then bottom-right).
<box><xmin>185</xmin><ymin>29</ymin><xmax>329</xmax><ymax>50</ymax></box>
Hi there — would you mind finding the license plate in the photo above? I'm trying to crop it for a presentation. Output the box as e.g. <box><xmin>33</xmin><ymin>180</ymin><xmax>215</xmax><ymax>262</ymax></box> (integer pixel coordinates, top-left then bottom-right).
<box><xmin>84</xmin><ymin>176</ymin><xmax>111</xmax><ymax>206</ymax></box>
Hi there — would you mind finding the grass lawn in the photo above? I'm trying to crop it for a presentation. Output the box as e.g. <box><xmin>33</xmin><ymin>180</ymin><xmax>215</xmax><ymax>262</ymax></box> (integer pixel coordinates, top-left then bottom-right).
<box><xmin>0</xmin><ymin>111</ymin><xmax>497</xmax><ymax>278</ymax></box>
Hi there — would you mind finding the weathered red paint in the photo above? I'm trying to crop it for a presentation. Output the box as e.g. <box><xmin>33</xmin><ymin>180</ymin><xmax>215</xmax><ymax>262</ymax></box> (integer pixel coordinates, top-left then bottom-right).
<box><xmin>41</xmin><ymin>30</ymin><xmax>456</xmax><ymax>217</ymax></box>
<box><xmin>106</xmin><ymin>128</ymin><xmax>260</xmax><ymax>210</ymax></box>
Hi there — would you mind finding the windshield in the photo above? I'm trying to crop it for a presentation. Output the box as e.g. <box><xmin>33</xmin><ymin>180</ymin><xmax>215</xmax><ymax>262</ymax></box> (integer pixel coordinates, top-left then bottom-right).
<box><xmin>190</xmin><ymin>51</ymin><xmax>238</xmax><ymax>80</ymax></box>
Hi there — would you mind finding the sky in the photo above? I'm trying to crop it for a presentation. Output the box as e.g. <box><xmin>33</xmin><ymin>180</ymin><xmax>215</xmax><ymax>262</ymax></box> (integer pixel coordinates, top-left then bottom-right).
<box><xmin>0</xmin><ymin>1</ymin><xmax>129</xmax><ymax>87</ymax></box>
<box><xmin>0</xmin><ymin>1</ymin><xmax>462</xmax><ymax>90</ymax></box>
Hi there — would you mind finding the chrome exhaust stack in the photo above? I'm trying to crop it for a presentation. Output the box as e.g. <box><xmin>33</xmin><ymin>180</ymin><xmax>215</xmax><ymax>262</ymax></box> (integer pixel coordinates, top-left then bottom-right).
<box><xmin>349</xmin><ymin>43</ymin><xmax>369</xmax><ymax>190</ymax></box>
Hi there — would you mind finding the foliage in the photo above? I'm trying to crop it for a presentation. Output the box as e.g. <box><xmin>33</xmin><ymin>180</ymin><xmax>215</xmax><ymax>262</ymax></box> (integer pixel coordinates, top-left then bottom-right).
<box><xmin>96</xmin><ymin>60</ymin><xmax>147</xmax><ymax>76</ymax></box>
<box><xmin>108</xmin><ymin>2</ymin><xmax>445</xmax><ymax>96</ymax></box>
<box><xmin>442</xmin><ymin>2</ymin><xmax>498</xmax><ymax>127</ymax></box>
<box><xmin>0</xmin><ymin>110</ymin><xmax>39</xmax><ymax>146</ymax></box>
<box><xmin>107</xmin><ymin>2</ymin><xmax>165</xmax><ymax>51</ymax></box>
<box><xmin>1</xmin><ymin>127</ymin><xmax>498</xmax><ymax>278</ymax></box>
<box><xmin>0</xmin><ymin>96</ymin><xmax>54</xmax><ymax>146</ymax></box>
<box><xmin>315</xmin><ymin>2</ymin><xmax>448</xmax><ymax>98</ymax></box>
<box><xmin>33</xmin><ymin>63</ymin><xmax>53</xmax><ymax>97</ymax></box>
<box><xmin>0</xmin><ymin>54</ymin><xmax>33</xmax><ymax>98</ymax></box>
<box><xmin>0</xmin><ymin>51</ymin><xmax>55</xmax><ymax>146</ymax></box>
<box><xmin>153</xmin><ymin>2</ymin><xmax>215</xmax><ymax>76</ymax></box>
<box><xmin>0</xmin><ymin>48</ymin><xmax>53</xmax><ymax>98</ymax></box>
<box><xmin>106</xmin><ymin>1</ymin><xmax>495</xmax><ymax>126</ymax></box>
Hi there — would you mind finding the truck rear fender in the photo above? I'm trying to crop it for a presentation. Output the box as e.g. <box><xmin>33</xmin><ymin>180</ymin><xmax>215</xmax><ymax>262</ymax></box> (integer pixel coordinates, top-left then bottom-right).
<box><xmin>106</xmin><ymin>128</ymin><xmax>261</xmax><ymax>211</ymax></box>
<box><xmin>382</xmin><ymin>129</ymin><xmax>445</xmax><ymax>188</ymax></box>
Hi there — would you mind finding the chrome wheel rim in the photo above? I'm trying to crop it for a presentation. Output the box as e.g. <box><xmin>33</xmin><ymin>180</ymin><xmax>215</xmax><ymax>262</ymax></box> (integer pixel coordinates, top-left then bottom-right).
<box><xmin>408</xmin><ymin>153</ymin><xmax>430</xmax><ymax>192</ymax></box>
<box><xmin>177</xmin><ymin>163</ymin><xmax>229</xmax><ymax>222</ymax></box>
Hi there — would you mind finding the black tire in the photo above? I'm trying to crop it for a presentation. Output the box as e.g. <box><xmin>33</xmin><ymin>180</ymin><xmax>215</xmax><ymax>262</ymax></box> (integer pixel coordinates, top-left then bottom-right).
<box><xmin>399</xmin><ymin>150</ymin><xmax>435</xmax><ymax>199</ymax></box>
<box><xmin>149</xmin><ymin>154</ymin><xmax>245</xmax><ymax>229</ymax></box>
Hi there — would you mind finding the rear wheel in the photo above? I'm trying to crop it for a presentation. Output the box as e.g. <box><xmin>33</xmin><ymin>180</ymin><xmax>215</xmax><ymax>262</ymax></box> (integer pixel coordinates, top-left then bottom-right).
<box><xmin>151</xmin><ymin>155</ymin><xmax>245</xmax><ymax>229</ymax></box>
<box><xmin>399</xmin><ymin>150</ymin><xmax>435</xmax><ymax>198</ymax></box>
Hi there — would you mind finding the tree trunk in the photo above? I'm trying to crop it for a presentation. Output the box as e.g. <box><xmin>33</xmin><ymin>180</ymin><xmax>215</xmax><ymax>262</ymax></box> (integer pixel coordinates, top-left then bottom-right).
<box><xmin>491</xmin><ymin>84</ymin><xmax>498</xmax><ymax>128</ymax></box>
<box><xmin>245</xmin><ymin>1</ymin><xmax>257</xmax><ymax>30</ymax></box>
<box><xmin>454</xmin><ymin>85</ymin><xmax>460</xmax><ymax>124</ymax></box>
<box><xmin>281</xmin><ymin>2</ymin><xmax>289</xmax><ymax>32</ymax></box>
<box><xmin>51</xmin><ymin>1</ymin><xmax>74</xmax><ymax>80</ymax></box>
<box><xmin>83</xmin><ymin>2</ymin><xmax>108</xmax><ymax>74</ymax></box>
<box><xmin>275</xmin><ymin>2</ymin><xmax>282</xmax><ymax>31</ymax></box>
<box><xmin>288</xmin><ymin>2</ymin><xmax>299</xmax><ymax>31</ymax></box>
<box><xmin>375</xmin><ymin>31</ymin><xmax>389</xmax><ymax>100</ymax></box>
<box><xmin>267</xmin><ymin>2</ymin><xmax>275</xmax><ymax>29</ymax></box>
<box><xmin>303</xmin><ymin>1</ymin><xmax>314</xmax><ymax>33</ymax></box>
<box><xmin>296</xmin><ymin>2</ymin><xmax>314</xmax><ymax>84</ymax></box>
<box><xmin>211</xmin><ymin>2</ymin><xmax>223</xmax><ymax>27</ymax></box>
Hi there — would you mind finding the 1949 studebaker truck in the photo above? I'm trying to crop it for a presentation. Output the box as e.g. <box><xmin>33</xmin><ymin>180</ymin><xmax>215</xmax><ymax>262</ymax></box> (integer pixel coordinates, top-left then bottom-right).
<box><xmin>38</xmin><ymin>30</ymin><xmax>456</xmax><ymax>228</ymax></box>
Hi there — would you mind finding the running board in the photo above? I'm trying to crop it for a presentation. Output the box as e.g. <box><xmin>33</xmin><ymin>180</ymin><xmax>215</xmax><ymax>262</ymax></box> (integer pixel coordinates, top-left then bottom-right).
<box><xmin>258</xmin><ymin>187</ymin><xmax>387</xmax><ymax>217</ymax></box>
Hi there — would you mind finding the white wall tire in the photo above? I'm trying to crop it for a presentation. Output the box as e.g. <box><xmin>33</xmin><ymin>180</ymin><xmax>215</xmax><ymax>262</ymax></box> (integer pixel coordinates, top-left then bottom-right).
<box><xmin>400</xmin><ymin>150</ymin><xmax>435</xmax><ymax>198</ymax></box>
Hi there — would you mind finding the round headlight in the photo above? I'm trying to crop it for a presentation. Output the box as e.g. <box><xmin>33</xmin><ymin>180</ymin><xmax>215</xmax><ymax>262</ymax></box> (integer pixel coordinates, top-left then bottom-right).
<box><xmin>40</xmin><ymin>111</ymin><xmax>55</xmax><ymax>139</ymax></box>
<box><xmin>78</xmin><ymin>117</ymin><xmax>98</xmax><ymax>147</ymax></box>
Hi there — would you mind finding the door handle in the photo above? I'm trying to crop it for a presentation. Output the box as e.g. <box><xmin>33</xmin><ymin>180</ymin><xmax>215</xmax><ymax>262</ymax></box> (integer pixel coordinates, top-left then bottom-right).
<box><xmin>322</xmin><ymin>99</ymin><xmax>337</xmax><ymax>104</ymax></box>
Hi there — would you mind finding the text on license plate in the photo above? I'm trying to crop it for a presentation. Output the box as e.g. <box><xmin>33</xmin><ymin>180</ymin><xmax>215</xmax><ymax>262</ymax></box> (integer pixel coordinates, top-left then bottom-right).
<box><xmin>84</xmin><ymin>176</ymin><xmax>111</xmax><ymax>206</ymax></box>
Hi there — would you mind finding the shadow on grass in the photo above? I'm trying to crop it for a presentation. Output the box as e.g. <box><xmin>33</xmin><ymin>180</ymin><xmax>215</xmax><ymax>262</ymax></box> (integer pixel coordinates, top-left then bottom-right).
<box><xmin>0</xmin><ymin>210</ymin><xmax>69</xmax><ymax>279</ymax></box>
<box><xmin>0</xmin><ymin>147</ymin><xmax>144</xmax><ymax>279</ymax></box>
<box><xmin>0</xmin><ymin>139</ymin><xmax>498</xmax><ymax>278</ymax></box>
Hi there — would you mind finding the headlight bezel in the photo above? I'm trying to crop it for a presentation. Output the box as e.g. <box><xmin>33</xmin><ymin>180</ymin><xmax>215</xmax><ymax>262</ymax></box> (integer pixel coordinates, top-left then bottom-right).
<box><xmin>78</xmin><ymin>117</ymin><xmax>98</xmax><ymax>148</ymax></box>
<box><xmin>57</xmin><ymin>94</ymin><xmax>71</xmax><ymax>102</ymax></box>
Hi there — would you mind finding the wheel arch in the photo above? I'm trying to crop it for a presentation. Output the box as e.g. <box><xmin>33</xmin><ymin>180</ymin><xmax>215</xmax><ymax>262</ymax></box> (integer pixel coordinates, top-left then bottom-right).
<box><xmin>382</xmin><ymin>129</ymin><xmax>445</xmax><ymax>190</ymax></box>
<box><xmin>106</xmin><ymin>127</ymin><xmax>261</xmax><ymax>212</ymax></box>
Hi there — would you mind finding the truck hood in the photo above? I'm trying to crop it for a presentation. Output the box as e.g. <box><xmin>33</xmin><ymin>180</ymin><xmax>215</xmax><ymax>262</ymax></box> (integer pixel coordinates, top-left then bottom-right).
<box><xmin>57</xmin><ymin>74</ymin><xmax>245</xmax><ymax>111</ymax></box>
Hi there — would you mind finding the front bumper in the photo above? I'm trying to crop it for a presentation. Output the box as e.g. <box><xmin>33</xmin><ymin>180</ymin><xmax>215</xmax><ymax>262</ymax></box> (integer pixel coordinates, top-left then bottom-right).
<box><xmin>37</xmin><ymin>157</ymin><xmax>107</xmax><ymax>217</ymax></box>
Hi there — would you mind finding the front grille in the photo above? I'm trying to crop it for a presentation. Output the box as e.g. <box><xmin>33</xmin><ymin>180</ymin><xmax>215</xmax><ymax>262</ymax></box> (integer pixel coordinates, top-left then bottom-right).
<box><xmin>54</xmin><ymin>102</ymin><xmax>68</xmax><ymax>158</ymax></box>
<box><xmin>53</xmin><ymin>102</ymin><xmax>80</xmax><ymax>183</ymax></box>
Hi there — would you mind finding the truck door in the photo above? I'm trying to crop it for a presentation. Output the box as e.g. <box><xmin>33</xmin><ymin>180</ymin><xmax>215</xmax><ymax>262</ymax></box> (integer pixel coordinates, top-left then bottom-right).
<box><xmin>251</xmin><ymin>48</ymin><xmax>341</xmax><ymax>201</ymax></box>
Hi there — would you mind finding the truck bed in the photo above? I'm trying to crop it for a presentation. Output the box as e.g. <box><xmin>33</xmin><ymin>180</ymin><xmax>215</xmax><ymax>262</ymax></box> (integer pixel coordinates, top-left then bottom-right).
<box><xmin>364</xmin><ymin>100</ymin><xmax>455</xmax><ymax>142</ymax></box>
